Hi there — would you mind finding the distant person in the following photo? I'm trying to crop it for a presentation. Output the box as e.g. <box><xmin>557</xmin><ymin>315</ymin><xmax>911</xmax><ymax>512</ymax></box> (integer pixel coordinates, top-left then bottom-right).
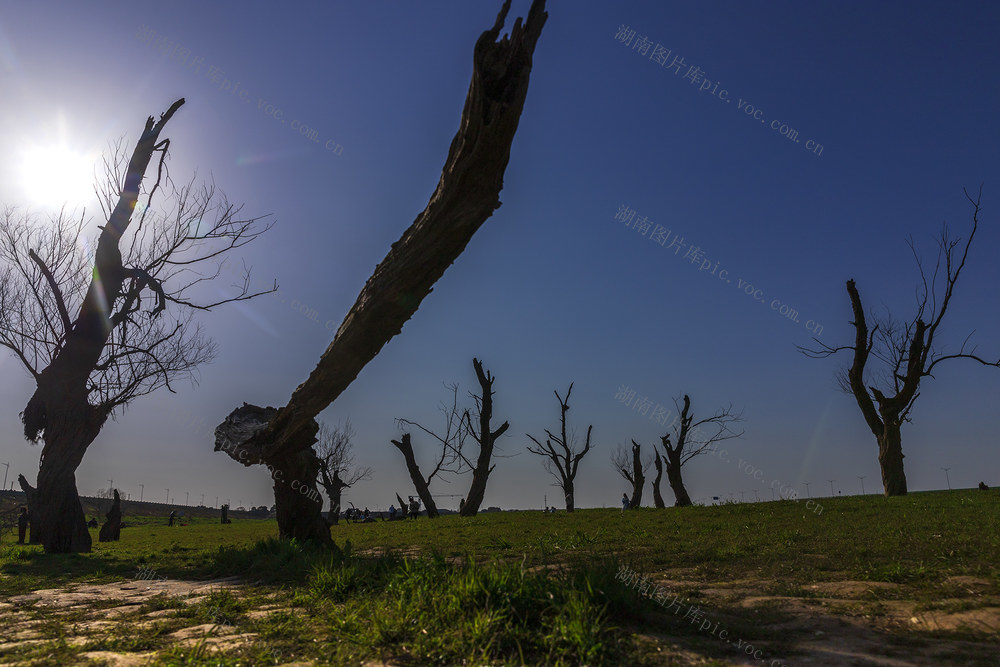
<box><xmin>87</xmin><ymin>517</ymin><xmax>98</xmax><ymax>528</ymax></box>
<box><xmin>621</xmin><ymin>493</ymin><xmax>629</xmax><ymax>513</ymax></box>
<box><xmin>168</xmin><ymin>510</ymin><xmax>176</xmax><ymax>526</ymax></box>
<box><xmin>17</xmin><ymin>506</ymin><xmax>28</xmax><ymax>544</ymax></box>
<box><xmin>408</xmin><ymin>497</ymin><xmax>420</xmax><ymax>519</ymax></box>
<box><xmin>363</xmin><ymin>507</ymin><xmax>370</xmax><ymax>520</ymax></box>
<box><xmin>389</xmin><ymin>504</ymin><xmax>397</xmax><ymax>520</ymax></box>
<box><xmin>979</xmin><ymin>481</ymin><xmax>989</xmax><ymax>491</ymax></box>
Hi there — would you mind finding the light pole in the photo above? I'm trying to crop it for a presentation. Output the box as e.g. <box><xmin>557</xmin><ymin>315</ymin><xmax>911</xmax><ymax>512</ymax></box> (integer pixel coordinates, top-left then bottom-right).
<box><xmin>1</xmin><ymin>461</ymin><xmax>9</xmax><ymax>491</ymax></box>
<box><xmin>107</xmin><ymin>479</ymin><xmax>114</xmax><ymax>496</ymax></box>
<box><xmin>802</xmin><ymin>482</ymin><xmax>811</xmax><ymax>498</ymax></box>
<box><xmin>165</xmin><ymin>488</ymin><xmax>169</xmax><ymax>504</ymax></box>
<box><xmin>827</xmin><ymin>479</ymin><xmax>836</xmax><ymax>496</ymax></box>
<box><xmin>139</xmin><ymin>484</ymin><xmax>144</xmax><ymax>502</ymax></box>
<box><xmin>858</xmin><ymin>475</ymin><xmax>866</xmax><ymax>495</ymax></box>
<box><xmin>216</xmin><ymin>496</ymin><xmax>219</xmax><ymax>508</ymax></box>
<box><xmin>941</xmin><ymin>467</ymin><xmax>952</xmax><ymax>490</ymax></box>
<box><xmin>185</xmin><ymin>491</ymin><xmax>189</xmax><ymax>506</ymax></box>
<box><xmin>202</xmin><ymin>493</ymin><xmax>205</xmax><ymax>506</ymax></box>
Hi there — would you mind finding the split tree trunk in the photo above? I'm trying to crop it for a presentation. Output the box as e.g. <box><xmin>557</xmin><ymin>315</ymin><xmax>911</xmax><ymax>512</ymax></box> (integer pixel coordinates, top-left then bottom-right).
<box><xmin>651</xmin><ymin>452</ymin><xmax>666</xmax><ymax>509</ymax></box>
<box><xmin>213</xmin><ymin>1</ymin><xmax>546</xmax><ymax>535</ymax></box>
<box><xmin>390</xmin><ymin>434</ymin><xmax>440</xmax><ymax>518</ymax></box>
<box><xmin>665</xmin><ymin>450</ymin><xmax>692</xmax><ymax>507</ymax></box>
<box><xmin>628</xmin><ymin>441</ymin><xmax>645</xmax><ymax>508</ymax></box>
<box><xmin>214</xmin><ymin>404</ymin><xmax>331</xmax><ymax>545</ymax></box>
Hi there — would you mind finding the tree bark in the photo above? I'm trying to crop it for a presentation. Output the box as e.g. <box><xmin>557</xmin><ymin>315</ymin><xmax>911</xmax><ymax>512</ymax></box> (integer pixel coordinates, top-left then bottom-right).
<box><xmin>214</xmin><ymin>404</ymin><xmax>331</xmax><ymax>545</ymax></box>
<box><xmin>564</xmin><ymin>480</ymin><xmax>575</xmax><ymax>513</ymax></box>
<box><xmin>877</xmin><ymin>420</ymin><xmax>907</xmax><ymax>496</ymax></box>
<box><xmin>17</xmin><ymin>474</ymin><xmax>41</xmax><ymax>544</ymax></box>
<box><xmin>651</xmin><ymin>452</ymin><xmax>666</xmax><ymax>509</ymax></box>
<box><xmin>461</xmin><ymin>358</ymin><xmax>508</xmax><ymax>516</ymax></box>
<box><xmin>665</xmin><ymin>449</ymin><xmax>692</xmax><ymax>507</ymax></box>
<box><xmin>98</xmin><ymin>489</ymin><xmax>121</xmax><ymax>542</ymax></box>
<box><xmin>391</xmin><ymin>434</ymin><xmax>439</xmax><ymax>518</ymax></box>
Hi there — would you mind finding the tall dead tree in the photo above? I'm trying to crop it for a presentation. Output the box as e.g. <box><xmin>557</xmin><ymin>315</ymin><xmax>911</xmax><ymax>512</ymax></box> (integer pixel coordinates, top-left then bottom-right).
<box><xmin>657</xmin><ymin>395</ymin><xmax>743</xmax><ymax>507</ymax></box>
<box><xmin>213</xmin><ymin>0</ymin><xmax>547</xmax><ymax>543</ymax></box>
<box><xmin>800</xmin><ymin>188</ymin><xmax>996</xmax><ymax>496</ymax></box>
<box><xmin>0</xmin><ymin>100</ymin><xmax>272</xmax><ymax>552</ymax></box>
<box><xmin>526</xmin><ymin>383</ymin><xmax>594</xmax><ymax>512</ymax></box>
<box><xmin>316</xmin><ymin>420</ymin><xmax>373</xmax><ymax>524</ymax></box>
<box><xmin>611</xmin><ymin>440</ymin><xmax>650</xmax><ymax>508</ymax></box>
<box><xmin>460</xmin><ymin>358</ymin><xmax>509</xmax><ymax>516</ymax></box>
<box><xmin>651</xmin><ymin>450</ymin><xmax>666</xmax><ymax>509</ymax></box>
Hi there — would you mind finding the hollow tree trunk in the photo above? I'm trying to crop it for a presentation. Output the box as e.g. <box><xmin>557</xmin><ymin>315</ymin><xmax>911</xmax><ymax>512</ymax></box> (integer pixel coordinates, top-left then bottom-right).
<box><xmin>215</xmin><ymin>404</ymin><xmax>331</xmax><ymax>546</ymax></box>
<box><xmin>877</xmin><ymin>421</ymin><xmax>907</xmax><ymax>496</ymax></box>
<box><xmin>17</xmin><ymin>474</ymin><xmax>41</xmax><ymax>544</ymax></box>
<box><xmin>665</xmin><ymin>451</ymin><xmax>692</xmax><ymax>507</ymax></box>
<box><xmin>390</xmin><ymin>434</ymin><xmax>439</xmax><ymax>518</ymax></box>
<box><xmin>651</xmin><ymin>453</ymin><xmax>666</xmax><ymax>509</ymax></box>
<box><xmin>563</xmin><ymin>481</ymin><xmax>575</xmax><ymax>512</ymax></box>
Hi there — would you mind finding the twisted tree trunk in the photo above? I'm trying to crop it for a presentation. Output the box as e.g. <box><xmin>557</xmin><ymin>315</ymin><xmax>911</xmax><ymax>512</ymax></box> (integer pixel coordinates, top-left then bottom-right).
<box><xmin>462</xmin><ymin>358</ymin><xmax>509</xmax><ymax>516</ymax></box>
<box><xmin>214</xmin><ymin>1</ymin><xmax>547</xmax><ymax>538</ymax></box>
<box><xmin>664</xmin><ymin>448</ymin><xmax>692</xmax><ymax>507</ymax></box>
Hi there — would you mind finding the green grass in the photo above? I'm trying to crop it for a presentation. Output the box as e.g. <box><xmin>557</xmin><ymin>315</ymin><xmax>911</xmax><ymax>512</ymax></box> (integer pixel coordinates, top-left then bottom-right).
<box><xmin>1</xmin><ymin>488</ymin><xmax>998</xmax><ymax>665</ymax></box>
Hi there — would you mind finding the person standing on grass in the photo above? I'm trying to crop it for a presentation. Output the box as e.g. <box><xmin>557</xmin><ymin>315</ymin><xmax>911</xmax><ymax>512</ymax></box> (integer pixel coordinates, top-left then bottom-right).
<box><xmin>621</xmin><ymin>493</ymin><xmax>629</xmax><ymax>514</ymax></box>
<box><xmin>168</xmin><ymin>510</ymin><xmax>176</xmax><ymax>526</ymax></box>
<box><xmin>17</xmin><ymin>506</ymin><xmax>28</xmax><ymax>544</ymax></box>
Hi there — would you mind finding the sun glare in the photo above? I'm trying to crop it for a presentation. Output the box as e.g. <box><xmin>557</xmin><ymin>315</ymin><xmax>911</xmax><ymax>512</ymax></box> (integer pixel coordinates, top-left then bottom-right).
<box><xmin>20</xmin><ymin>143</ymin><xmax>96</xmax><ymax>209</ymax></box>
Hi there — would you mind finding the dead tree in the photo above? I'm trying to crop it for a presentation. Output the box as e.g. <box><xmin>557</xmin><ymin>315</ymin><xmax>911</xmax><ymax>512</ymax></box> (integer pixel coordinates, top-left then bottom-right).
<box><xmin>0</xmin><ymin>100</ymin><xmax>273</xmax><ymax>553</ymax></box>
<box><xmin>212</xmin><ymin>0</ymin><xmax>547</xmax><ymax>543</ymax></box>
<box><xmin>316</xmin><ymin>420</ymin><xmax>373</xmax><ymax>524</ymax></box>
<box><xmin>17</xmin><ymin>474</ymin><xmax>41</xmax><ymax>544</ymax></box>
<box><xmin>651</xmin><ymin>450</ymin><xmax>666</xmax><ymax>509</ymax></box>
<box><xmin>657</xmin><ymin>395</ymin><xmax>743</xmax><ymax>507</ymax></box>
<box><xmin>526</xmin><ymin>383</ymin><xmax>594</xmax><ymax>512</ymax></box>
<box><xmin>98</xmin><ymin>489</ymin><xmax>121</xmax><ymax>542</ymax></box>
<box><xmin>460</xmin><ymin>358</ymin><xmax>509</xmax><ymax>516</ymax></box>
<box><xmin>611</xmin><ymin>440</ymin><xmax>651</xmax><ymax>508</ymax></box>
<box><xmin>800</xmin><ymin>188</ymin><xmax>996</xmax><ymax>496</ymax></box>
<box><xmin>393</xmin><ymin>383</ymin><xmax>470</xmax><ymax>519</ymax></box>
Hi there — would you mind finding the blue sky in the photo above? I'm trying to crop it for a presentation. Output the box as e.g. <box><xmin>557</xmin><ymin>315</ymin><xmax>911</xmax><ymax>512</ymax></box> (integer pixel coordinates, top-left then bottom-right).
<box><xmin>0</xmin><ymin>1</ymin><xmax>998</xmax><ymax>512</ymax></box>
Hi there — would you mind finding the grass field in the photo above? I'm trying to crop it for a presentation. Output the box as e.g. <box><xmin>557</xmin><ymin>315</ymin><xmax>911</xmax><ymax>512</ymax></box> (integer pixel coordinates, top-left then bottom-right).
<box><xmin>1</xmin><ymin>489</ymin><xmax>998</xmax><ymax>665</ymax></box>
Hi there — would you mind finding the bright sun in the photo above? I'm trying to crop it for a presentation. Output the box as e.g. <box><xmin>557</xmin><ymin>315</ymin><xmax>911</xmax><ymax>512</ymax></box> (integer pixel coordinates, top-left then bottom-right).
<box><xmin>20</xmin><ymin>143</ymin><xmax>96</xmax><ymax>208</ymax></box>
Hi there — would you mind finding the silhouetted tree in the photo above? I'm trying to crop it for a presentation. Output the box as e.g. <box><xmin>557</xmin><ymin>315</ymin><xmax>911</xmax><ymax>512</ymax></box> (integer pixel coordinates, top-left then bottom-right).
<box><xmin>316</xmin><ymin>420</ymin><xmax>372</xmax><ymax>524</ymax></box>
<box><xmin>0</xmin><ymin>100</ymin><xmax>273</xmax><ymax>553</ymax></box>
<box><xmin>657</xmin><ymin>395</ymin><xmax>743</xmax><ymax>507</ymax></box>
<box><xmin>17</xmin><ymin>474</ymin><xmax>41</xmax><ymax>544</ymax></box>
<box><xmin>611</xmin><ymin>440</ymin><xmax>650</xmax><ymax>508</ymax></box>
<box><xmin>800</xmin><ymin>188</ymin><xmax>997</xmax><ymax>496</ymax></box>
<box><xmin>526</xmin><ymin>383</ymin><xmax>594</xmax><ymax>512</ymax></box>
<box><xmin>651</xmin><ymin>450</ymin><xmax>666</xmax><ymax>509</ymax></box>
<box><xmin>212</xmin><ymin>0</ymin><xmax>548</xmax><ymax>545</ymax></box>
<box><xmin>459</xmin><ymin>358</ymin><xmax>509</xmax><ymax>516</ymax></box>
<box><xmin>98</xmin><ymin>489</ymin><xmax>121</xmax><ymax>542</ymax></box>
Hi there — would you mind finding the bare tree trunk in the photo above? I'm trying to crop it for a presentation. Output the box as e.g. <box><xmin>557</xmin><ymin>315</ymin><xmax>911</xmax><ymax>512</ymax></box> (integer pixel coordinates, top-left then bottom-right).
<box><xmin>98</xmin><ymin>489</ymin><xmax>121</xmax><ymax>542</ymax></box>
<box><xmin>564</xmin><ymin>481</ymin><xmax>575</xmax><ymax>513</ymax></box>
<box><xmin>462</xmin><ymin>358</ymin><xmax>508</xmax><ymax>516</ymax></box>
<box><xmin>628</xmin><ymin>441</ymin><xmax>645</xmax><ymax>508</ymax></box>
<box><xmin>215</xmin><ymin>404</ymin><xmax>331</xmax><ymax>546</ymax></box>
<box><xmin>391</xmin><ymin>434</ymin><xmax>440</xmax><ymax>518</ymax></box>
<box><xmin>17</xmin><ymin>474</ymin><xmax>41</xmax><ymax>544</ymax></box>
<box><xmin>665</xmin><ymin>450</ymin><xmax>692</xmax><ymax>507</ymax></box>
<box><xmin>651</xmin><ymin>452</ymin><xmax>666</xmax><ymax>509</ymax></box>
<box><xmin>878</xmin><ymin>421</ymin><xmax>907</xmax><ymax>496</ymax></box>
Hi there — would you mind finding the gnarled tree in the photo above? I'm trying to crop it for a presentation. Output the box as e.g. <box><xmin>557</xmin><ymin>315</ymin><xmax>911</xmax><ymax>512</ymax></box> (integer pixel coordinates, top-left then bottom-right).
<box><xmin>316</xmin><ymin>420</ymin><xmax>373</xmax><ymax>524</ymax></box>
<box><xmin>656</xmin><ymin>395</ymin><xmax>743</xmax><ymax>507</ymax></box>
<box><xmin>0</xmin><ymin>100</ymin><xmax>273</xmax><ymax>552</ymax></box>
<box><xmin>800</xmin><ymin>187</ymin><xmax>997</xmax><ymax>496</ymax></box>
<box><xmin>612</xmin><ymin>440</ymin><xmax>651</xmax><ymax>508</ymax></box>
<box><xmin>213</xmin><ymin>0</ymin><xmax>547</xmax><ymax>543</ymax></box>
<box><xmin>526</xmin><ymin>383</ymin><xmax>594</xmax><ymax>512</ymax></box>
